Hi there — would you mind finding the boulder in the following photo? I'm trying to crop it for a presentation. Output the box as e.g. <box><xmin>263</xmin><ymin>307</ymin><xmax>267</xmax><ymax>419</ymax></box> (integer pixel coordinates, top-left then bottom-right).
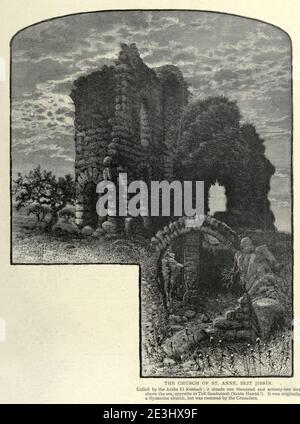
<box><xmin>162</xmin><ymin>328</ymin><xmax>208</xmax><ymax>359</ymax></box>
<box><xmin>252</xmin><ymin>297</ymin><xmax>285</xmax><ymax>338</ymax></box>
<box><xmin>163</xmin><ymin>358</ymin><xmax>176</xmax><ymax>366</ymax></box>
<box><xmin>64</xmin><ymin>243</ymin><xmax>76</xmax><ymax>250</ymax></box>
<box><xmin>81</xmin><ymin>226</ymin><xmax>93</xmax><ymax>236</ymax></box>
<box><xmin>102</xmin><ymin>219</ymin><xmax>117</xmax><ymax>233</ymax></box>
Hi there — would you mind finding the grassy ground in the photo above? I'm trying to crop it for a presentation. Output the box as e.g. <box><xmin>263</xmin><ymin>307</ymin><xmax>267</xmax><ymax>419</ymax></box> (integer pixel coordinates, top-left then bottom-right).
<box><xmin>142</xmin><ymin>330</ymin><xmax>293</xmax><ymax>377</ymax></box>
<box><xmin>13</xmin><ymin>209</ymin><xmax>293</xmax><ymax>377</ymax></box>
<box><xmin>12</xmin><ymin>209</ymin><xmax>154</xmax><ymax>265</ymax></box>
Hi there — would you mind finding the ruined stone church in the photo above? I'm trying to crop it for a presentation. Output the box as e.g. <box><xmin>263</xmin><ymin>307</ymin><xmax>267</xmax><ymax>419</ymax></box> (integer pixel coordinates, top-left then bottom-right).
<box><xmin>70</xmin><ymin>43</ymin><xmax>275</xmax><ymax>234</ymax></box>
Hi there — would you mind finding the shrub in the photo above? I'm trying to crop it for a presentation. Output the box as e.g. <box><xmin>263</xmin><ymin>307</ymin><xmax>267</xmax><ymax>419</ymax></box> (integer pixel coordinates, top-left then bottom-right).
<box><xmin>13</xmin><ymin>166</ymin><xmax>75</xmax><ymax>229</ymax></box>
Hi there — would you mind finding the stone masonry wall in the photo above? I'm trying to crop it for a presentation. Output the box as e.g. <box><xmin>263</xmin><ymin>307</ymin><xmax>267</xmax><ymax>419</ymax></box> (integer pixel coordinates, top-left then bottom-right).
<box><xmin>156</xmin><ymin>65</ymin><xmax>189</xmax><ymax>181</ymax></box>
<box><xmin>212</xmin><ymin>293</ymin><xmax>260</xmax><ymax>343</ymax></box>
<box><xmin>111</xmin><ymin>43</ymin><xmax>165</xmax><ymax>183</ymax></box>
<box><xmin>71</xmin><ymin>43</ymin><xmax>188</xmax><ymax>230</ymax></box>
<box><xmin>70</xmin><ymin>66</ymin><xmax>117</xmax><ymax>226</ymax></box>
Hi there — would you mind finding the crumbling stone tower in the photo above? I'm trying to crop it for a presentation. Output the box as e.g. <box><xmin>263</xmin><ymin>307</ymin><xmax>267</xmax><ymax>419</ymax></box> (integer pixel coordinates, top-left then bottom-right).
<box><xmin>70</xmin><ymin>43</ymin><xmax>188</xmax><ymax>231</ymax></box>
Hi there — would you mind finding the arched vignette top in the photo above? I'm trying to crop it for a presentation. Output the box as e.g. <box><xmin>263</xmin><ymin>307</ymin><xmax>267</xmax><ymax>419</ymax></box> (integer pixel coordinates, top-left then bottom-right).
<box><xmin>10</xmin><ymin>10</ymin><xmax>292</xmax><ymax>48</ymax></box>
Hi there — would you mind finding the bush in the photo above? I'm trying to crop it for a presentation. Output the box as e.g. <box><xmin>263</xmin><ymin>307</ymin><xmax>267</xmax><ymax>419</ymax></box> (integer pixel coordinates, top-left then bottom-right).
<box><xmin>27</xmin><ymin>202</ymin><xmax>52</xmax><ymax>222</ymax></box>
<box><xmin>13</xmin><ymin>166</ymin><xmax>75</xmax><ymax>230</ymax></box>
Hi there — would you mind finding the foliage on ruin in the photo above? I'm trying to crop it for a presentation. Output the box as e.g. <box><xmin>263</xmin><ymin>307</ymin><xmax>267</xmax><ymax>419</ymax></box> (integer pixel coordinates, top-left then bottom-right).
<box><xmin>173</xmin><ymin>96</ymin><xmax>275</xmax><ymax>229</ymax></box>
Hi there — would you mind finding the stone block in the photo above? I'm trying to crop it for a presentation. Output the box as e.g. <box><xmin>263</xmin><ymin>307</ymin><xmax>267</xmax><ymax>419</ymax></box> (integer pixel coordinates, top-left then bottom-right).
<box><xmin>252</xmin><ymin>297</ymin><xmax>284</xmax><ymax>339</ymax></box>
<box><xmin>75</xmin><ymin>218</ymin><xmax>84</xmax><ymax>226</ymax></box>
<box><xmin>121</xmin><ymin>86</ymin><xmax>129</xmax><ymax>94</ymax></box>
<box><xmin>108</xmin><ymin>149</ymin><xmax>118</xmax><ymax>157</ymax></box>
<box><xmin>81</xmin><ymin>226</ymin><xmax>94</xmax><ymax>236</ymax></box>
<box><xmin>115</xmin><ymin>63</ymin><xmax>131</xmax><ymax>72</ymax></box>
<box><xmin>241</xmin><ymin>306</ymin><xmax>250</xmax><ymax>313</ymax></box>
<box><xmin>243</xmin><ymin>320</ymin><xmax>251</xmax><ymax>329</ymax></box>
<box><xmin>235</xmin><ymin>312</ymin><xmax>245</xmax><ymax>320</ymax></box>
<box><xmin>92</xmin><ymin>168</ymin><xmax>100</xmax><ymax>181</ymax></box>
<box><xmin>75</xmin><ymin>204</ymin><xmax>85</xmax><ymax>213</ymax></box>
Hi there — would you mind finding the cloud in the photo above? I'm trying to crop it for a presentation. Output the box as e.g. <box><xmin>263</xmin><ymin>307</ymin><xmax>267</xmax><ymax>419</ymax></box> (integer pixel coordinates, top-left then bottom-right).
<box><xmin>11</xmin><ymin>10</ymin><xmax>291</xmax><ymax>207</ymax></box>
<box><xmin>172</xmin><ymin>50</ymin><xmax>197</xmax><ymax>63</ymax></box>
<box><xmin>56</xmin><ymin>106</ymin><xmax>73</xmax><ymax>116</ymax></box>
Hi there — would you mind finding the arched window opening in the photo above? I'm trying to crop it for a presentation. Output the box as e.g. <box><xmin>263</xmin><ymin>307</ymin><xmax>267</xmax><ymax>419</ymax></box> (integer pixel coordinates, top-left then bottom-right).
<box><xmin>208</xmin><ymin>181</ymin><xmax>227</xmax><ymax>215</ymax></box>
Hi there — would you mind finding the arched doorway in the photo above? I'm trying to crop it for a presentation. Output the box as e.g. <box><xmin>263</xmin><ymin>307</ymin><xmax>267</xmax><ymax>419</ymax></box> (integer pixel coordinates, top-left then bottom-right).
<box><xmin>152</xmin><ymin>215</ymin><xmax>239</xmax><ymax>310</ymax></box>
<box><xmin>82</xmin><ymin>181</ymin><xmax>99</xmax><ymax>228</ymax></box>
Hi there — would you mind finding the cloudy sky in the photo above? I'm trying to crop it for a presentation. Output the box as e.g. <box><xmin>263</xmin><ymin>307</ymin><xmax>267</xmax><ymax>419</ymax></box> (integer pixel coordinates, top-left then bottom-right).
<box><xmin>11</xmin><ymin>11</ymin><xmax>292</xmax><ymax>231</ymax></box>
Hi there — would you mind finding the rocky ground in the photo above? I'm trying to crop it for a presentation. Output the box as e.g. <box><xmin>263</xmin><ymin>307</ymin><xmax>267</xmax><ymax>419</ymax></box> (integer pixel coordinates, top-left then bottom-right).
<box><xmin>141</xmin><ymin>277</ymin><xmax>292</xmax><ymax>377</ymax></box>
<box><xmin>12</xmin><ymin>210</ymin><xmax>293</xmax><ymax>377</ymax></box>
<box><xmin>12</xmin><ymin>210</ymin><xmax>153</xmax><ymax>264</ymax></box>
<box><xmin>140</xmin><ymin>276</ymin><xmax>280</xmax><ymax>377</ymax></box>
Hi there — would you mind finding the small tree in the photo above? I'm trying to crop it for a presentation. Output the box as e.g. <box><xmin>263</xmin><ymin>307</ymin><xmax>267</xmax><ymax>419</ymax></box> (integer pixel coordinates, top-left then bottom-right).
<box><xmin>27</xmin><ymin>202</ymin><xmax>52</xmax><ymax>223</ymax></box>
<box><xmin>13</xmin><ymin>166</ymin><xmax>75</xmax><ymax>229</ymax></box>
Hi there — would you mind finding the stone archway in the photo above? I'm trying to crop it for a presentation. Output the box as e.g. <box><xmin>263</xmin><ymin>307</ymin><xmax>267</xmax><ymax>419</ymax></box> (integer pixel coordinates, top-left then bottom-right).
<box><xmin>151</xmin><ymin>215</ymin><xmax>240</xmax><ymax>311</ymax></box>
<box><xmin>151</xmin><ymin>215</ymin><xmax>240</xmax><ymax>254</ymax></box>
<box><xmin>149</xmin><ymin>215</ymin><xmax>262</xmax><ymax>347</ymax></box>
<box><xmin>149</xmin><ymin>215</ymin><xmax>286</xmax><ymax>347</ymax></box>
<box><xmin>75</xmin><ymin>167</ymin><xmax>102</xmax><ymax>227</ymax></box>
